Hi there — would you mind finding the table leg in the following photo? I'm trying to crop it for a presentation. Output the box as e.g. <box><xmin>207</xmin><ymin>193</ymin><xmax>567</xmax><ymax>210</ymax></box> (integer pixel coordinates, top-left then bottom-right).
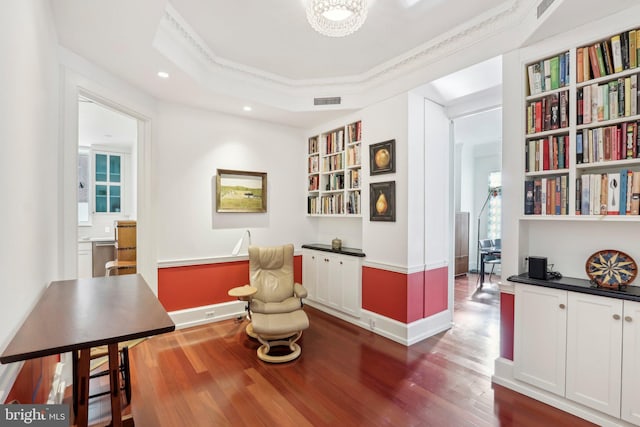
<box><xmin>479</xmin><ymin>252</ymin><xmax>486</xmax><ymax>287</ymax></box>
<box><xmin>72</xmin><ymin>350</ymin><xmax>78</xmax><ymax>417</ymax></box>
<box><xmin>107</xmin><ymin>344</ymin><xmax>134</xmax><ymax>427</ymax></box>
<box><xmin>76</xmin><ymin>348</ymin><xmax>90</xmax><ymax>427</ymax></box>
<box><xmin>108</xmin><ymin>344</ymin><xmax>123</xmax><ymax>427</ymax></box>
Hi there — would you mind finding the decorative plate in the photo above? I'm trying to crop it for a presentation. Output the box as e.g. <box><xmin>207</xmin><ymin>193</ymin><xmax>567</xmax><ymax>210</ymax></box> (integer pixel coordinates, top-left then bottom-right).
<box><xmin>585</xmin><ymin>250</ymin><xmax>638</xmax><ymax>289</ymax></box>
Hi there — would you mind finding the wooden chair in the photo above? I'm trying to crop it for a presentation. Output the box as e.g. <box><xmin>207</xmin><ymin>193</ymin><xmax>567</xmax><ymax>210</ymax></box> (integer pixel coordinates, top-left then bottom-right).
<box><xmin>106</xmin><ymin>220</ymin><xmax>136</xmax><ymax>276</ymax></box>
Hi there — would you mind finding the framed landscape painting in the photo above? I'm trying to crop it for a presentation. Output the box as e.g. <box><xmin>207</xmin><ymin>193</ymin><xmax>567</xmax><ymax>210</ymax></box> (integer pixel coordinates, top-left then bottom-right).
<box><xmin>216</xmin><ymin>169</ymin><xmax>267</xmax><ymax>213</ymax></box>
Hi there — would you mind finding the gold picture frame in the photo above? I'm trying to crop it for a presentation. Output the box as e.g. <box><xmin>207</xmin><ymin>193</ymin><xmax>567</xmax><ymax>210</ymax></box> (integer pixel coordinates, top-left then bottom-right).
<box><xmin>216</xmin><ymin>169</ymin><xmax>267</xmax><ymax>213</ymax></box>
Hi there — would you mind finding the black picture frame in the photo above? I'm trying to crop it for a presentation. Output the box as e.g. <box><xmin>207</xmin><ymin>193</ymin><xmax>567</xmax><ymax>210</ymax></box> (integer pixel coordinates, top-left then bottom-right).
<box><xmin>369</xmin><ymin>139</ymin><xmax>395</xmax><ymax>175</ymax></box>
<box><xmin>370</xmin><ymin>181</ymin><xmax>395</xmax><ymax>222</ymax></box>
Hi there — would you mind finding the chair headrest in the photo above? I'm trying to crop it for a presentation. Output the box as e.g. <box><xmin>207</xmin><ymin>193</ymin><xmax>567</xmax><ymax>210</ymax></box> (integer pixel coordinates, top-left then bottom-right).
<box><xmin>250</xmin><ymin>245</ymin><xmax>292</xmax><ymax>270</ymax></box>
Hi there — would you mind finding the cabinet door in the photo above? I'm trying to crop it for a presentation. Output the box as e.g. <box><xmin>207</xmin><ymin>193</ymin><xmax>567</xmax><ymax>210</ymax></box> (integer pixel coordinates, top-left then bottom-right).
<box><xmin>514</xmin><ymin>284</ymin><xmax>567</xmax><ymax>396</ymax></box>
<box><xmin>338</xmin><ymin>255</ymin><xmax>361</xmax><ymax>317</ymax></box>
<box><xmin>566</xmin><ymin>292</ymin><xmax>622</xmax><ymax>417</ymax></box>
<box><xmin>327</xmin><ymin>254</ymin><xmax>342</xmax><ymax>310</ymax></box>
<box><xmin>316</xmin><ymin>254</ymin><xmax>330</xmax><ymax>304</ymax></box>
<box><xmin>77</xmin><ymin>243</ymin><xmax>92</xmax><ymax>279</ymax></box>
<box><xmin>622</xmin><ymin>300</ymin><xmax>640</xmax><ymax>425</ymax></box>
<box><xmin>302</xmin><ymin>250</ymin><xmax>319</xmax><ymax>301</ymax></box>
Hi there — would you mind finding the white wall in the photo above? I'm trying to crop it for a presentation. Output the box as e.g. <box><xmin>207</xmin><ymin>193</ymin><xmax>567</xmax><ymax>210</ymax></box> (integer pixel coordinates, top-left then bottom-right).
<box><xmin>0</xmin><ymin>0</ymin><xmax>59</xmax><ymax>399</ymax></box>
<box><xmin>424</xmin><ymin>99</ymin><xmax>451</xmax><ymax>268</ymax></box>
<box><xmin>154</xmin><ymin>102</ymin><xmax>313</xmax><ymax>261</ymax></box>
<box><xmin>360</xmin><ymin>94</ymin><xmax>410</xmax><ymax>269</ymax></box>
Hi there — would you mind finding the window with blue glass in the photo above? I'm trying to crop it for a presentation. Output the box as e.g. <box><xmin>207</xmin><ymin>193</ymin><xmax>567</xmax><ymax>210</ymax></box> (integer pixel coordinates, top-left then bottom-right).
<box><xmin>95</xmin><ymin>153</ymin><xmax>122</xmax><ymax>213</ymax></box>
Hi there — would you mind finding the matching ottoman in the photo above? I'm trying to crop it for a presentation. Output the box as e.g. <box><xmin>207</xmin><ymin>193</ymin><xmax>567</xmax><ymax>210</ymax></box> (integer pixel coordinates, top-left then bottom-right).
<box><xmin>251</xmin><ymin>311</ymin><xmax>309</xmax><ymax>363</ymax></box>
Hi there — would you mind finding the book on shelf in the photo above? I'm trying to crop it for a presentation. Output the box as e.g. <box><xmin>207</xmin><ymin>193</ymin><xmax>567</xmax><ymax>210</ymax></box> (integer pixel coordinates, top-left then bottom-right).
<box><xmin>576</xmin><ymin>132</ymin><xmax>584</xmax><ymax>164</ymax></box>
<box><xmin>308</xmin><ymin>175</ymin><xmax>319</xmax><ymax>191</ymax></box>
<box><xmin>524</xmin><ymin>181</ymin><xmax>534</xmax><ymax>215</ymax></box>
<box><xmin>578</xmin><ymin>120</ymin><xmax>640</xmax><ymax>164</ymax></box>
<box><xmin>600</xmin><ymin>41</ymin><xmax>611</xmax><ymax>76</ymax></box>
<box><xmin>526</xmin><ymin>136</ymin><xmax>569</xmax><ymax>172</ymax></box>
<box><xmin>308</xmin><ymin>136</ymin><xmax>319</xmax><ymax>154</ymax></box>
<box><xmin>612</xmin><ymin>34</ymin><xmax>623</xmax><ymax>73</ymax></box>
<box><xmin>578</xmin><ymin>28</ymin><xmax>640</xmax><ymax>81</ymax></box>
<box><xmin>576</xmin><ymin>170</ymin><xmax>640</xmax><ymax>215</ymax></box>
<box><xmin>346</xmin><ymin>121</ymin><xmax>362</xmax><ymax>144</ymax></box>
<box><xmin>325</xmin><ymin>129</ymin><xmax>345</xmax><ymax>154</ymax></box>
<box><xmin>606</xmin><ymin>172</ymin><xmax>621</xmax><ymax>215</ymax></box>
<box><xmin>633</xmin><ymin>171</ymin><xmax>640</xmax><ymax>215</ymax></box>
<box><xmin>526</xmin><ymin>52</ymin><xmax>569</xmax><ymax>96</ymax></box>
<box><xmin>346</xmin><ymin>191</ymin><xmax>360</xmax><ymax>215</ymax></box>
<box><xmin>524</xmin><ymin>176</ymin><xmax>568</xmax><ymax>216</ymax></box>
<box><xmin>307</xmin><ymin>196</ymin><xmax>319</xmax><ymax>214</ymax></box>
<box><xmin>346</xmin><ymin>144</ymin><xmax>361</xmax><ymax>166</ymax></box>
<box><xmin>526</xmin><ymin>90</ymin><xmax>569</xmax><ymax>134</ymax></box>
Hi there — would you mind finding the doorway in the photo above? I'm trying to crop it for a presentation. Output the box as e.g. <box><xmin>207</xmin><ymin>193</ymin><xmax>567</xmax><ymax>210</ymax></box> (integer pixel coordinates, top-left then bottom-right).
<box><xmin>76</xmin><ymin>95</ymin><xmax>138</xmax><ymax>278</ymax></box>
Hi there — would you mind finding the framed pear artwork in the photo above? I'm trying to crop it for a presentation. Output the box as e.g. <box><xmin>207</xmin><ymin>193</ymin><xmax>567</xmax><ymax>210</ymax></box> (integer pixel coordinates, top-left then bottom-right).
<box><xmin>369</xmin><ymin>139</ymin><xmax>395</xmax><ymax>175</ymax></box>
<box><xmin>370</xmin><ymin>181</ymin><xmax>395</xmax><ymax>221</ymax></box>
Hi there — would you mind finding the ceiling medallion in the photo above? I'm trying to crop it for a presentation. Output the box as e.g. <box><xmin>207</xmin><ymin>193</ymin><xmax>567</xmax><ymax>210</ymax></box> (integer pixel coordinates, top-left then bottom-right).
<box><xmin>306</xmin><ymin>0</ymin><xmax>368</xmax><ymax>37</ymax></box>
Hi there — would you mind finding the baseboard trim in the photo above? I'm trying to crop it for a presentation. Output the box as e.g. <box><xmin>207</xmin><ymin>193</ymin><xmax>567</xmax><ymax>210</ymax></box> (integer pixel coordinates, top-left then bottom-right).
<box><xmin>0</xmin><ymin>362</ymin><xmax>23</xmax><ymax>403</ymax></box>
<box><xmin>406</xmin><ymin>310</ymin><xmax>453</xmax><ymax>345</ymax></box>
<box><xmin>304</xmin><ymin>300</ymin><xmax>452</xmax><ymax>346</ymax></box>
<box><xmin>492</xmin><ymin>358</ymin><xmax>631</xmax><ymax>427</ymax></box>
<box><xmin>168</xmin><ymin>301</ymin><xmax>246</xmax><ymax>330</ymax></box>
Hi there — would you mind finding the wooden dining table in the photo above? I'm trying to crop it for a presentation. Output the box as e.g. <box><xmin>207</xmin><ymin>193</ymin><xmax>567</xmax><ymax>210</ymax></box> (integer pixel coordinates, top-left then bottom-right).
<box><xmin>0</xmin><ymin>274</ymin><xmax>175</xmax><ymax>427</ymax></box>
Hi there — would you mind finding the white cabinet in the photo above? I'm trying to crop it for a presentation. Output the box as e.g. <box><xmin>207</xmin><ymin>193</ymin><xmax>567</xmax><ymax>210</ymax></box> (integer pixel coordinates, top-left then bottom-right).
<box><xmin>302</xmin><ymin>249</ymin><xmax>361</xmax><ymax>318</ymax></box>
<box><xmin>302</xmin><ymin>250</ymin><xmax>318</xmax><ymax>300</ymax></box>
<box><xmin>566</xmin><ymin>292</ymin><xmax>622</xmax><ymax>417</ymax></box>
<box><xmin>622</xmin><ymin>300</ymin><xmax>640</xmax><ymax>425</ymax></box>
<box><xmin>77</xmin><ymin>241</ymin><xmax>92</xmax><ymax>279</ymax></box>
<box><xmin>514</xmin><ymin>284</ymin><xmax>567</xmax><ymax>396</ymax></box>
<box><xmin>514</xmin><ymin>284</ymin><xmax>640</xmax><ymax>425</ymax></box>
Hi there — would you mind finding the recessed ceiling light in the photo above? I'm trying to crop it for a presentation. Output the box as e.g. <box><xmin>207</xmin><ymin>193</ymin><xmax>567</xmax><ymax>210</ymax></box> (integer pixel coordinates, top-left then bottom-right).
<box><xmin>157</xmin><ymin>71</ymin><xmax>170</xmax><ymax>79</ymax></box>
<box><xmin>243</xmin><ymin>106</ymin><xmax>252</xmax><ymax>112</ymax></box>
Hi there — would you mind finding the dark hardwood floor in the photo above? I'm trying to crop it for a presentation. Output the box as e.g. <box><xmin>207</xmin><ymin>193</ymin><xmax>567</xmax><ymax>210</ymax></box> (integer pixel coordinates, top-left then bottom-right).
<box><xmin>84</xmin><ymin>274</ymin><xmax>596</xmax><ymax>426</ymax></box>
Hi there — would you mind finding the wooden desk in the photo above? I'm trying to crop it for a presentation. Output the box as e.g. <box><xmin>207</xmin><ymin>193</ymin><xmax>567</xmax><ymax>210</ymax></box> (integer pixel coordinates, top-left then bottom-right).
<box><xmin>0</xmin><ymin>274</ymin><xmax>175</xmax><ymax>427</ymax></box>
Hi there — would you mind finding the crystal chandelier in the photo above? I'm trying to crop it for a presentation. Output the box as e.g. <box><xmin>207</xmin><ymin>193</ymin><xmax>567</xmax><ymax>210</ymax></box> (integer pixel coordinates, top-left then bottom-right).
<box><xmin>306</xmin><ymin>0</ymin><xmax>369</xmax><ymax>37</ymax></box>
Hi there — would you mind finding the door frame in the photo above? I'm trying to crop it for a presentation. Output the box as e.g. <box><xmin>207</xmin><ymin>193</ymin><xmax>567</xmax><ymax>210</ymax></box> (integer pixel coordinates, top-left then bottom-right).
<box><xmin>60</xmin><ymin>67</ymin><xmax>156</xmax><ymax>292</ymax></box>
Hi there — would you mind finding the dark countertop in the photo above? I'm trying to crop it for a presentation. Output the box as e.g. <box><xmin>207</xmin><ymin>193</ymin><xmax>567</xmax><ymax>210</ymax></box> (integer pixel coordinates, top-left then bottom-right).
<box><xmin>302</xmin><ymin>243</ymin><xmax>366</xmax><ymax>257</ymax></box>
<box><xmin>508</xmin><ymin>273</ymin><xmax>640</xmax><ymax>302</ymax></box>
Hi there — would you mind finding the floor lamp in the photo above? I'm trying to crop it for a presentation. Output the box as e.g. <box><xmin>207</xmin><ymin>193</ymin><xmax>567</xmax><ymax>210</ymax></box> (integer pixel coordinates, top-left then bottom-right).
<box><xmin>476</xmin><ymin>187</ymin><xmax>500</xmax><ymax>278</ymax></box>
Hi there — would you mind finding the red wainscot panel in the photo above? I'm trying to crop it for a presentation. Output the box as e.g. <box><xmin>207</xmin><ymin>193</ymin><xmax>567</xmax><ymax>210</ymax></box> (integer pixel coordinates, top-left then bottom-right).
<box><xmin>424</xmin><ymin>266</ymin><xmax>448</xmax><ymax>317</ymax></box>
<box><xmin>158</xmin><ymin>255</ymin><xmax>302</xmax><ymax>312</ymax></box>
<box><xmin>500</xmin><ymin>292</ymin><xmax>515</xmax><ymax>360</ymax></box>
<box><xmin>362</xmin><ymin>266</ymin><xmax>425</xmax><ymax>323</ymax></box>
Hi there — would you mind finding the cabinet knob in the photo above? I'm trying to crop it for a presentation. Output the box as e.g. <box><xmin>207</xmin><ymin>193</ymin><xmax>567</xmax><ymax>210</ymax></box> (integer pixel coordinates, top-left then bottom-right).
<box><xmin>613</xmin><ymin>314</ymin><xmax>621</xmax><ymax>320</ymax></box>
<box><xmin>625</xmin><ymin>316</ymin><xmax>633</xmax><ymax>322</ymax></box>
<box><xmin>559</xmin><ymin>304</ymin><xmax>565</xmax><ymax>309</ymax></box>
<box><xmin>340</xmin><ymin>261</ymin><xmax>343</xmax><ymax>265</ymax></box>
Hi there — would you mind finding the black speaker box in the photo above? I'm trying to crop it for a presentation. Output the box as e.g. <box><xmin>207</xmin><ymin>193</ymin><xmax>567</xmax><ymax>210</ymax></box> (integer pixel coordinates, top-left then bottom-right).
<box><xmin>528</xmin><ymin>256</ymin><xmax>548</xmax><ymax>280</ymax></box>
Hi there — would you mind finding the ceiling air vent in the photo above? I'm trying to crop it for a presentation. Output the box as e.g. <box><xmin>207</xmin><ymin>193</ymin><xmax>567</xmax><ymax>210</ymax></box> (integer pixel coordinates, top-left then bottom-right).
<box><xmin>537</xmin><ymin>0</ymin><xmax>555</xmax><ymax>18</ymax></box>
<box><xmin>314</xmin><ymin>96</ymin><xmax>341</xmax><ymax>106</ymax></box>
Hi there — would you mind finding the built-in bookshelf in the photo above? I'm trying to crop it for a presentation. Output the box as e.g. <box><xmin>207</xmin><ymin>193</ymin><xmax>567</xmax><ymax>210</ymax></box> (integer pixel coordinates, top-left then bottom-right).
<box><xmin>307</xmin><ymin>120</ymin><xmax>362</xmax><ymax>216</ymax></box>
<box><xmin>523</xmin><ymin>27</ymin><xmax>640</xmax><ymax>220</ymax></box>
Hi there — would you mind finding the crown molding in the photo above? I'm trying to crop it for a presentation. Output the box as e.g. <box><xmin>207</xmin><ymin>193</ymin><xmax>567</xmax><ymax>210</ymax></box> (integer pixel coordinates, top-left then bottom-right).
<box><xmin>154</xmin><ymin>0</ymin><xmax>532</xmax><ymax>111</ymax></box>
